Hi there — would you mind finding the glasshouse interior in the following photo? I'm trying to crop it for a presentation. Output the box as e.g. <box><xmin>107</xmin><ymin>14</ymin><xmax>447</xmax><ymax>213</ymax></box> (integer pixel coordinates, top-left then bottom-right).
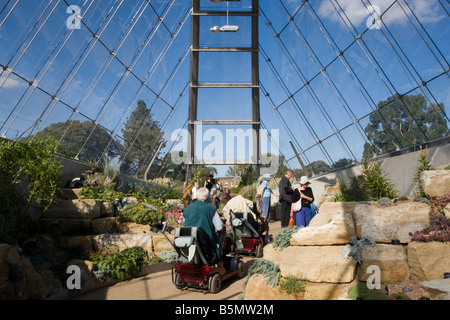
<box><xmin>0</xmin><ymin>0</ymin><xmax>449</xmax><ymax>302</ymax></box>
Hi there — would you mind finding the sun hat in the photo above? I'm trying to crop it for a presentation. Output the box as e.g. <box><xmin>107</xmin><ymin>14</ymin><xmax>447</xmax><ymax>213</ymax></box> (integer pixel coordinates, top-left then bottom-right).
<box><xmin>299</xmin><ymin>176</ymin><xmax>311</xmax><ymax>185</ymax></box>
<box><xmin>263</xmin><ymin>173</ymin><xmax>272</xmax><ymax>180</ymax></box>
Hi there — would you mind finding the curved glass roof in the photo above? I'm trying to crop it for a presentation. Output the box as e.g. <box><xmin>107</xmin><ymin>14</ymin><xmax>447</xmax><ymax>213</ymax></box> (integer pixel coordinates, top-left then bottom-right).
<box><xmin>0</xmin><ymin>0</ymin><xmax>448</xmax><ymax>179</ymax></box>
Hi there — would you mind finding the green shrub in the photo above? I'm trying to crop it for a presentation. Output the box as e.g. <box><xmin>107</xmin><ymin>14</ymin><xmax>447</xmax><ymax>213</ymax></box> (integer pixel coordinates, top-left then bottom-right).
<box><xmin>272</xmin><ymin>227</ymin><xmax>299</xmax><ymax>251</ymax></box>
<box><xmin>361</xmin><ymin>158</ymin><xmax>398</xmax><ymax>200</ymax></box>
<box><xmin>0</xmin><ymin>136</ymin><xmax>62</xmax><ymax>238</ymax></box>
<box><xmin>348</xmin><ymin>283</ymin><xmax>390</xmax><ymax>300</ymax></box>
<box><xmin>335</xmin><ymin>176</ymin><xmax>369</xmax><ymax>202</ymax></box>
<box><xmin>118</xmin><ymin>203</ymin><xmax>163</xmax><ymax>226</ymax></box>
<box><xmin>247</xmin><ymin>260</ymin><xmax>281</xmax><ymax>288</ymax></box>
<box><xmin>277</xmin><ymin>275</ymin><xmax>307</xmax><ymax>299</ymax></box>
<box><xmin>415</xmin><ymin>146</ymin><xmax>432</xmax><ymax>197</ymax></box>
<box><xmin>94</xmin><ymin>246</ymin><xmax>148</xmax><ymax>282</ymax></box>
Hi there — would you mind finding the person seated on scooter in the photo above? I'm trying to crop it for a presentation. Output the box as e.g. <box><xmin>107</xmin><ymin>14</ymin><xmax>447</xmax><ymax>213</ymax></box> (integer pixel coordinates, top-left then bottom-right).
<box><xmin>219</xmin><ymin>193</ymin><xmax>269</xmax><ymax>237</ymax></box>
<box><xmin>183</xmin><ymin>187</ymin><xmax>225</xmax><ymax>263</ymax></box>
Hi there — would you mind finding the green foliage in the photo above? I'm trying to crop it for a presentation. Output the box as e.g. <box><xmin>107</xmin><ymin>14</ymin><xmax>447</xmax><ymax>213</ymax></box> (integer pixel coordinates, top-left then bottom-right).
<box><xmin>247</xmin><ymin>260</ymin><xmax>281</xmax><ymax>288</ymax></box>
<box><xmin>37</xmin><ymin>120</ymin><xmax>120</xmax><ymax>161</ymax></box>
<box><xmin>272</xmin><ymin>227</ymin><xmax>299</xmax><ymax>251</ymax></box>
<box><xmin>247</xmin><ymin>260</ymin><xmax>307</xmax><ymax>299</ymax></box>
<box><xmin>94</xmin><ymin>246</ymin><xmax>148</xmax><ymax>282</ymax></box>
<box><xmin>363</xmin><ymin>94</ymin><xmax>448</xmax><ymax>158</ymax></box>
<box><xmin>348</xmin><ymin>284</ymin><xmax>390</xmax><ymax>300</ymax></box>
<box><xmin>277</xmin><ymin>275</ymin><xmax>307</xmax><ymax>299</ymax></box>
<box><xmin>118</xmin><ymin>203</ymin><xmax>163</xmax><ymax>226</ymax></box>
<box><xmin>342</xmin><ymin>237</ymin><xmax>375</xmax><ymax>264</ymax></box>
<box><xmin>415</xmin><ymin>146</ymin><xmax>432</xmax><ymax>197</ymax></box>
<box><xmin>79</xmin><ymin>170</ymin><xmax>123</xmax><ymax>202</ymax></box>
<box><xmin>335</xmin><ymin>176</ymin><xmax>369</xmax><ymax>202</ymax></box>
<box><xmin>121</xmin><ymin>100</ymin><xmax>166</xmax><ymax>177</ymax></box>
<box><xmin>377</xmin><ymin>197</ymin><xmax>391</xmax><ymax>206</ymax></box>
<box><xmin>128</xmin><ymin>183</ymin><xmax>182</xmax><ymax>202</ymax></box>
<box><xmin>160</xmin><ymin>250</ymin><xmax>178</xmax><ymax>264</ymax></box>
<box><xmin>361</xmin><ymin>158</ymin><xmax>398</xmax><ymax>200</ymax></box>
<box><xmin>0</xmin><ymin>136</ymin><xmax>62</xmax><ymax>237</ymax></box>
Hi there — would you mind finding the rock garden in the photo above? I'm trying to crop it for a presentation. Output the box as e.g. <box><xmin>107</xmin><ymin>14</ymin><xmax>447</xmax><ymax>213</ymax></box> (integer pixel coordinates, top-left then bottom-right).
<box><xmin>243</xmin><ymin>158</ymin><xmax>450</xmax><ymax>300</ymax></box>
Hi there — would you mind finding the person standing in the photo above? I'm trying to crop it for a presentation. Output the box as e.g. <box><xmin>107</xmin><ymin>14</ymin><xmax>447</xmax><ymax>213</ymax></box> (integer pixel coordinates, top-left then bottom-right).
<box><xmin>292</xmin><ymin>176</ymin><xmax>314</xmax><ymax>227</ymax></box>
<box><xmin>278</xmin><ymin>170</ymin><xmax>293</xmax><ymax>228</ymax></box>
<box><xmin>260</xmin><ymin>173</ymin><xmax>277</xmax><ymax>223</ymax></box>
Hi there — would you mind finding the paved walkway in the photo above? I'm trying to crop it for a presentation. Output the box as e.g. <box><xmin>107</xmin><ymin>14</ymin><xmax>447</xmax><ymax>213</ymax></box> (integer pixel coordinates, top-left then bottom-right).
<box><xmin>70</xmin><ymin>220</ymin><xmax>284</xmax><ymax>300</ymax></box>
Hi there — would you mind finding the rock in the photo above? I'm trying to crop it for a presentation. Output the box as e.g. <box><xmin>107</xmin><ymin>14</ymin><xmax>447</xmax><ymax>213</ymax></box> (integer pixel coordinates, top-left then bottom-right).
<box><xmin>40</xmin><ymin>218</ymin><xmax>91</xmax><ymax>235</ymax></box>
<box><xmin>244</xmin><ymin>274</ymin><xmax>297</xmax><ymax>300</ymax></box>
<box><xmin>263</xmin><ymin>244</ymin><xmax>357</xmax><ymax>283</ymax></box>
<box><xmin>152</xmin><ymin>234</ymin><xmax>175</xmax><ymax>257</ymax></box>
<box><xmin>290</xmin><ymin>212</ymin><xmax>356</xmax><ymax>246</ymax></box>
<box><xmin>59</xmin><ymin>235</ymin><xmax>94</xmax><ymax>252</ymax></box>
<box><xmin>353</xmin><ymin>202</ymin><xmax>430</xmax><ymax>243</ymax></box>
<box><xmin>92</xmin><ymin>234</ymin><xmax>153</xmax><ymax>255</ymax></box>
<box><xmin>56</xmin><ymin>188</ymin><xmax>82</xmax><ymax>200</ymax></box>
<box><xmin>318</xmin><ymin>184</ymin><xmax>341</xmax><ymax>204</ymax></box>
<box><xmin>311</xmin><ymin>202</ymin><xmax>358</xmax><ymax>227</ymax></box>
<box><xmin>421</xmin><ymin>279</ymin><xmax>450</xmax><ymax>296</ymax></box>
<box><xmin>444</xmin><ymin>203</ymin><xmax>450</xmax><ymax>220</ymax></box>
<box><xmin>358</xmin><ymin>244</ymin><xmax>410</xmax><ymax>283</ymax></box>
<box><xmin>0</xmin><ymin>281</ymin><xmax>16</xmax><ymax>300</ymax></box>
<box><xmin>420</xmin><ymin>170</ymin><xmax>450</xmax><ymax>198</ymax></box>
<box><xmin>101</xmin><ymin>202</ymin><xmax>114</xmax><ymax>217</ymax></box>
<box><xmin>66</xmin><ymin>259</ymin><xmax>94</xmax><ymax>280</ymax></box>
<box><xmin>304</xmin><ymin>282</ymin><xmax>354</xmax><ymax>300</ymax></box>
<box><xmin>0</xmin><ymin>244</ymin><xmax>11</xmax><ymax>284</ymax></box>
<box><xmin>7</xmin><ymin>245</ymin><xmax>48</xmax><ymax>300</ymax></box>
<box><xmin>408</xmin><ymin>241</ymin><xmax>450</xmax><ymax>281</ymax></box>
<box><xmin>116</xmin><ymin>222</ymin><xmax>150</xmax><ymax>234</ymax></box>
<box><xmin>44</xmin><ymin>199</ymin><xmax>102</xmax><ymax>219</ymax></box>
<box><xmin>91</xmin><ymin>217</ymin><xmax>117</xmax><ymax>234</ymax></box>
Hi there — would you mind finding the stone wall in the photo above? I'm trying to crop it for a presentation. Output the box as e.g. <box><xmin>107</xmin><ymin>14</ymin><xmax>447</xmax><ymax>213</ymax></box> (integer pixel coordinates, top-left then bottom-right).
<box><xmin>245</xmin><ymin>170</ymin><xmax>450</xmax><ymax>300</ymax></box>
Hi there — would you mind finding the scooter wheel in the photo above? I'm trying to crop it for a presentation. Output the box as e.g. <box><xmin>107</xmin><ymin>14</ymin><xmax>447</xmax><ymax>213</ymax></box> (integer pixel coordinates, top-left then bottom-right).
<box><xmin>237</xmin><ymin>260</ymin><xmax>245</xmax><ymax>278</ymax></box>
<box><xmin>208</xmin><ymin>273</ymin><xmax>222</xmax><ymax>294</ymax></box>
<box><xmin>255</xmin><ymin>243</ymin><xmax>263</xmax><ymax>258</ymax></box>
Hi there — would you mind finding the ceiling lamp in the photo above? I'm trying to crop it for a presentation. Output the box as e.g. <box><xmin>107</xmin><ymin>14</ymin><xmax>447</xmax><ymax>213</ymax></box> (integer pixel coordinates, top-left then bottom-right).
<box><xmin>210</xmin><ymin>0</ymin><xmax>240</xmax><ymax>33</ymax></box>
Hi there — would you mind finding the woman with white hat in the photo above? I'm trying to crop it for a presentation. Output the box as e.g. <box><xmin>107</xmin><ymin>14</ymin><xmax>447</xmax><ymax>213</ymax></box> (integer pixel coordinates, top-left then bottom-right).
<box><xmin>259</xmin><ymin>173</ymin><xmax>278</xmax><ymax>223</ymax></box>
<box><xmin>291</xmin><ymin>176</ymin><xmax>314</xmax><ymax>227</ymax></box>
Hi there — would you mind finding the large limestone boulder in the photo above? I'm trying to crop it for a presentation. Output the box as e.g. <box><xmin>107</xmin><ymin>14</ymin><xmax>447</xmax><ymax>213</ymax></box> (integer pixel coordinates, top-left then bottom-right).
<box><xmin>420</xmin><ymin>170</ymin><xmax>450</xmax><ymax>198</ymax></box>
<box><xmin>290</xmin><ymin>212</ymin><xmax>356</xmax><ymax>246</ymax></box>
<box><xmin>264</xmin><ymin>244</ymin><xmax>357</xmax><ymax>283</ymax></box>
<box><xmin>408</xmin><ymin>241</ymin><xmax>450</xmax><ymax>281</ymax></box>
<box><xmin>304</xmin><ymin>282</ymin><xmax>353</xmax><ymax>300</ymax></box>
<box><xmin>152</xmin><ymin>234</ymin><xmax>175</xmax><ymax>257</ymax></box>
<box><xmin>353</xmin><ymin>202</ymin><xmax>430</xmax><ymax>243</ymax></box>
<box><xmin>358</xmin><ymin>244</ymin><xmax>410</xmax><ymax>283</ymax></box>
<box><xmin>44</xmin><ymin>199</ymin><xmax>102</xmax><ymax>219</ymax></box>
<box><xmin>311</xmin><ymin>202</ymin><xmax>359</xmax><ymax>227</ymax></box>
<box><xmin>93</xmin><ymin>234</ymin><xmax>153</xmax><ymax>255</ymax></box>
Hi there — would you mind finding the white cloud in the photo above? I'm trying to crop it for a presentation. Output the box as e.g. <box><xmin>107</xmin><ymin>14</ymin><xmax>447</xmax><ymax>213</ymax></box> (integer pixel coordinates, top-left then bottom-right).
<box><xmin>317</xmin><ymin>0</ymin><xmax>446</xmax><ymax>27</ymax></box>
<box><xmin>0</xmin><ymin>72</ymin><xmax>26</xmax><ymax>89</ymax></box>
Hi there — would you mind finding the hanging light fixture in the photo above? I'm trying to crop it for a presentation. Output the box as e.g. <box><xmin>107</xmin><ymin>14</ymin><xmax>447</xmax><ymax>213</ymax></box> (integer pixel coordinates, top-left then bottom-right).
<box><xmin>210</xmin><ymin>0</ymin><xmax>240</xmax><ymax>33</ymax></box>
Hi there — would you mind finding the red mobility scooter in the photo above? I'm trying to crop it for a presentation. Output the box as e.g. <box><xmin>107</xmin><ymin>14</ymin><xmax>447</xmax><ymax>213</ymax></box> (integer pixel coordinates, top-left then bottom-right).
<box><xmin>230</xmin><ymin>211</ymin><xmax>271</xmax><ymax>258</ymax></box>
<box><xmin>151</xmin><ymin>222</ymin><xmax>245</xmax><ymax>294</ymax></box>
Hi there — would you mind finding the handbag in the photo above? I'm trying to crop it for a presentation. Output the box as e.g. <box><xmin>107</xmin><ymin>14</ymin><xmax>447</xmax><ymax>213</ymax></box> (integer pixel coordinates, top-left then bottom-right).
<box><xmin>288</xmin><ymin>216</ymin><xmax>295</xmax><ymax>228</ymax></box>
<box><xmin>292</xmin><ymin>188</ymin><xmax>302</xmax><ymax>212</ymax></box>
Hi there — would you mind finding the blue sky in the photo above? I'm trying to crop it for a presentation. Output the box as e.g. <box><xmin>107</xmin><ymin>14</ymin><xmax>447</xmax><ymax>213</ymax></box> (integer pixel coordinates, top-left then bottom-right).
<box><xmin>0</xmin><ymin>0</ymin><xmax>448</xmax><ymax>178</ymax></box>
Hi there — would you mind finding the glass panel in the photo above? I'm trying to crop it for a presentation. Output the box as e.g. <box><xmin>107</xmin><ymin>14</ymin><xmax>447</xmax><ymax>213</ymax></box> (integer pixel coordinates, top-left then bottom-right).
<box><xmin>198</xmin><ymin>52</ymin><xmax>252</xmax><ymax>83</ymax></box>
<box><xmin>197</xmin><ymin>88</ymin><xmax>252</xmax><ymax>121</ymax></box>
<box><xmin>200</xmin><ymin>15</ymin><xmax>251</xmax><ymax>47</ymax></box>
